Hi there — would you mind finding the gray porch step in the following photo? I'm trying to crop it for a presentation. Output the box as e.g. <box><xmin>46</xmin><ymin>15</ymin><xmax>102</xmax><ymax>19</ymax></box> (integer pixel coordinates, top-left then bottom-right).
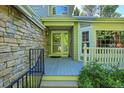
<box><xmin>40</xmin><ymin>80</ymin><xmax>78</xmax><ymax>88</ymax></box>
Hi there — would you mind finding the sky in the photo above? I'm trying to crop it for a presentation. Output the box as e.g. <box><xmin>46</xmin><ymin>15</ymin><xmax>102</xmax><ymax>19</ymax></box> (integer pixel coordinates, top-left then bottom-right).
<box><xmin>116</xmin><ymin>5</ymin><xmax>124</xmax><ymax>17</ymax></box>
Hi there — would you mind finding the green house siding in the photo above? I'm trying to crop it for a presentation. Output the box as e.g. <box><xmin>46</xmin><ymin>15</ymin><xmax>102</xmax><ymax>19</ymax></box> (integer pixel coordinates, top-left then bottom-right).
<box><xmin>94</xmin><ymin>18</ymin><xmax>124</xmax><ymax>21</ymax></box>
<box><xmin>47</xmin><ymin>30</ymin><xmax>51</xmax><ymax>55</ymax></box>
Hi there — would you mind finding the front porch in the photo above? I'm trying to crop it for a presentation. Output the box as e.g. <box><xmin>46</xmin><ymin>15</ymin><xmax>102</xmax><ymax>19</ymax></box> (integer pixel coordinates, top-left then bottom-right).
<box><xmin>44</xmin><ymin>57</ymin><xmax>83</xmax><ymax>76</ymax></box>
<box><xmin>43</xmin><ymin>17</ymin><xmax>79</xmax><ymax>60</ymax></box>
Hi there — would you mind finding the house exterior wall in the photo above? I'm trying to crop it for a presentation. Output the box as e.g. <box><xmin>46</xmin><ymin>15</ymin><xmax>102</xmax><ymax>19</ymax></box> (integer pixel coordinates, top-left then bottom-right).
<box><xmin>0</xmin><ymin>6</ymin><xmax>46</xmax><ymax>87</ymax></box>
<box><xmin>31</xmin><ymin>5</ymin><xmax>49</xmax><ymax>18</ymax></box>
<box><xmin>69</xmin><ymin>28</ymin><xmax>74</xmax><ymax>58</ymax></box>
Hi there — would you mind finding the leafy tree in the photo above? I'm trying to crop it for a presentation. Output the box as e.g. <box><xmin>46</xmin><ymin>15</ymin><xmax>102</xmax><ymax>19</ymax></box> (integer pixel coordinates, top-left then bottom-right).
<box><xmin>82</xmin><ymin>5</ymin><xmax>98</xmax><ymax>16</ymax></box>
<box><xmin>99</xmin><ymin>5</ymin><xmax>121</xmax><ymax>17</ymax></box>
<box><xmin>111</xmin><ymin>12</ymin><xmax>121</xmax><ymax>18</ymax></box>
<box><xmin>73</xmin><ymin>7</ymin><xmax>80</xmax><ymax>16</ymax></box>
<box><xmin>80</xmin><ymin>5</ymin><xmax>121</xmax><ymax>17</ymax></box>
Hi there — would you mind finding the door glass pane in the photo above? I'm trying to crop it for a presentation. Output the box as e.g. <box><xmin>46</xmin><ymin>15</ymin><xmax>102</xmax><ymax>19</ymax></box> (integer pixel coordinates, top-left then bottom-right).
<box><xmin>53</xmin><ymin>33</ymin><xmax>61</xmax><ymax>44</ymax></box>
<box><xmin>53</xmin><ymin>45</ymin><xmax>61</xmax><ymax>53</ymax></box>
<box><xmin>82</xmin><ymin>32</ymin><xmax>89</xmax><ymax>53</ymax></box>
<box><xmin>63</xmin><ymin>33</ymin><xmax>68</xmax><ymax>52</ymax></box>
<box><xmin>53</xmin><ymin>33</ymin><xmax>61</xmax><ymax>53</ymax></box>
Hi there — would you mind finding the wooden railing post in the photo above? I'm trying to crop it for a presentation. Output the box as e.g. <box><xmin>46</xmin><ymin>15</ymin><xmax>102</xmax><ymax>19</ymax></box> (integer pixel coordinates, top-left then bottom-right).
<box><xmin>83</xmin><ymin>44</ymin><xmax>87</xmax><ymax>66</ymax></box>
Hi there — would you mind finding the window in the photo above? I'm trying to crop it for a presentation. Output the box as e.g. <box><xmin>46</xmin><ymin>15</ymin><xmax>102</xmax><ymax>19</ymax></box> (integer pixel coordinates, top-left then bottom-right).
<box><xmin>96</xmin><ymin>30</ymin><xmax>124</xmax><ymax>48</ymax></box>
<box><xmin>53</xmin><ymin>6</ymin><xmax>68</xmax><ymax>16</ymax></box>
<box><xmin>82</xmin><ymin>32</ymin><xmax>89</xmax><ymax>53</ymax></box>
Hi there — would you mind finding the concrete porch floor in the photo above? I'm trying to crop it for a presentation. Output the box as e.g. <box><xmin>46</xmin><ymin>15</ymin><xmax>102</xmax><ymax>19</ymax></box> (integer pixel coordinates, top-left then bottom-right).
<box><xmin>44</xmin><ymin>57</ymin><xmax>83</xmax><ymax>76</ymax></box>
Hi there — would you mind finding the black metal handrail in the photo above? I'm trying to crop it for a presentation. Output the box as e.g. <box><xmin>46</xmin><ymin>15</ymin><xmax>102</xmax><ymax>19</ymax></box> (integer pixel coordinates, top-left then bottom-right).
<box><xmin>6</xmin><ymin>49</ymin><xmax>44</xmax><ymax>88</ymax></box>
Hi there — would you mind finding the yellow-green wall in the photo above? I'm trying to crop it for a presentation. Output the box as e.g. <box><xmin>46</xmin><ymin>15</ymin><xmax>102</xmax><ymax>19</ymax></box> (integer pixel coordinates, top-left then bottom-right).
<box><xmin>73</xmin><ymin>22</ymin><xmax>78</xmax><ymax>60</ymax></box>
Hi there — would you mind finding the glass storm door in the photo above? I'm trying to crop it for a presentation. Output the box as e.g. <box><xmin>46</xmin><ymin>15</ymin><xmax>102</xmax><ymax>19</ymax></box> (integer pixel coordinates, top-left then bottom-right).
<box><xmin>51</xmin><ymin>31</ymin><xmax>69</xmax><ymax>56</ymax></box>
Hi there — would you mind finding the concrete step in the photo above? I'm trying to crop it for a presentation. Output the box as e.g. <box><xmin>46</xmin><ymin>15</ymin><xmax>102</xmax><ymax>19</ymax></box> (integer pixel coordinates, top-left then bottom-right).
<box><xmin>40</xmin><ymin>80</ymin><xmax>78</xmax><ymax>88</ymax></box>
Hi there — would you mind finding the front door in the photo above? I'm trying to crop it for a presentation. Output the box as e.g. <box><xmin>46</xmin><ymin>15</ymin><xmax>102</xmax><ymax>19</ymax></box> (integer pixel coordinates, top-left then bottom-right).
<box><xmin>51</xmin><ymin>31</ymin><xmax>69</xmax><ymax>57</ymax></box>
<box><xmin>78</xmin><ymin>26</ymin><xmax>91</xmax><ymax>61</ymax></box>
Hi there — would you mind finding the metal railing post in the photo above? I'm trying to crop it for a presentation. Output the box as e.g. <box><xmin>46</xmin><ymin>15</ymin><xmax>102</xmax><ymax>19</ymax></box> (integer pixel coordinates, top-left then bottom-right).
<box><xmin>42</xmin><ymin>49</ymin><xmax>45</xmax><ymax>74</ymax></box>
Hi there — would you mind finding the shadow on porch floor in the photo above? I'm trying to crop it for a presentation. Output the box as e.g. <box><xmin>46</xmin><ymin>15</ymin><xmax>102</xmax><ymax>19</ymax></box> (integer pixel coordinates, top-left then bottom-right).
<box><xmin>44</xmin><ymin>57</ymin><xmax>83</xmax><ymax>76</ymax></box>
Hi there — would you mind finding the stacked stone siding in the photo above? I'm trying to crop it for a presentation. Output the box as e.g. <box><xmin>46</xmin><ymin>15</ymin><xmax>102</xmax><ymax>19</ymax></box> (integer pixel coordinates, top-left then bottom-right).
<box><xmin>0</xmin><ymin>6</ymin><xmax>46</xmax><ymax>87</ymax></box>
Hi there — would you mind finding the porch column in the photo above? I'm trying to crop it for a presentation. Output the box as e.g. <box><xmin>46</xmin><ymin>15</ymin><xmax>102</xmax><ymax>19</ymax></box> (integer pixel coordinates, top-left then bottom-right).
<box><xmin>73</xmin><ymin>22</ymin><xmax>78</xmax><ymax>61</ymax></box>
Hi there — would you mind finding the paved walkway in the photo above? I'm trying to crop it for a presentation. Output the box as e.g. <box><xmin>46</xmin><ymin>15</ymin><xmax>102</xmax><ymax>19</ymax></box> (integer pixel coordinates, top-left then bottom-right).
<box><xmin>44</xmin><ymin>58</ymin><xmax>83</xmax><ymax>76</ymax></box>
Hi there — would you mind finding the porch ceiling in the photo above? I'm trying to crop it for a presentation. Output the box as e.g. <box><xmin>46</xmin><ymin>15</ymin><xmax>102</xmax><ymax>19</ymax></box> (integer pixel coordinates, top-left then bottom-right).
<box><xmin>47</xmin><ymin>26</ymin><xmax>73</xmax><ymax>30</ymax></box>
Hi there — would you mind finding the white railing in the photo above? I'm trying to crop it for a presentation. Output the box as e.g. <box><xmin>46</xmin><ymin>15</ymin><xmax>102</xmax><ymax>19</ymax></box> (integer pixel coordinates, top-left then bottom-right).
<box><xmin>83</xmin><ymin>45</ymin><xmax>124</xmax><ymax>69</ymax></box>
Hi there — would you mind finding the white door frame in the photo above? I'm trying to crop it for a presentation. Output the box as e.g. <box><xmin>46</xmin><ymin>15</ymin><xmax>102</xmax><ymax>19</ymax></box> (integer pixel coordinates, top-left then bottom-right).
<box><xmin>78</xmin><ymin>26</ymin><xmax>92</xmax><ymax>61</ymax></box>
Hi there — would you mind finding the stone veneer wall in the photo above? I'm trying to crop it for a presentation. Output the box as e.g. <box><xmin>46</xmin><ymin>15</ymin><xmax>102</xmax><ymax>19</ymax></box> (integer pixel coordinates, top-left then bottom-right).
<box><xmin>0</xmin><ymin>6</ymin><xmax>47</xmax><ymax>87</ymax></box>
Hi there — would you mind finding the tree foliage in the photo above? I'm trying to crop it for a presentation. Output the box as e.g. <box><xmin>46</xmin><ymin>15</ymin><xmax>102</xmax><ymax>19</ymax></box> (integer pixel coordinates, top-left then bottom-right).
<box><xmin>73</xmin><ymin>7</ymin><xmax>80</xmax><ymax>16</ymax></box>
<box><xmin>83</xmin><ymin>5</ymin><xmax>98</xmax><ymax>16</ymax></box>
<box><xmin>99</xmin><ymin>5</ymin><xmax>121</xmax><ymax>17</ymax></box>
<box><xmin>81</xmin><ymin>5</ymin><xmax>121</xmax><ymax>17</ymax></box>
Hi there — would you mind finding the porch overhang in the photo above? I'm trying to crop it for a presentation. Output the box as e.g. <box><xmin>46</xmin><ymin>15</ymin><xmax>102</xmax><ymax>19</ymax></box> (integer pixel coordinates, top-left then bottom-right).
<box><xmin>41</xmin><ymin>16</ymin><xmax>78</xmax><ymax>21</ymax></box>
<box><xmin>43</xmin><ymin>21</ymin><xmax>74</xmax><ymax>26</ymax></box>
<box><xmin>46</xmin><ymin>26</ymin><xmax>73</xmax><ymax>30</ymax></box>
<box><xmin>41</xmin><ymin>17</ymin><xmax>77</xmax><ymax>26</ymax></box>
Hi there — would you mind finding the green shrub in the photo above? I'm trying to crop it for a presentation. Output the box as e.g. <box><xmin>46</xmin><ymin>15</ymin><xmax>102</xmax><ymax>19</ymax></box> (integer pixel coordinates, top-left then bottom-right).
<box><xmin>78</xmin><ymin>62</ymin><xmax>124</xmax><ymax>88</ymax></box>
